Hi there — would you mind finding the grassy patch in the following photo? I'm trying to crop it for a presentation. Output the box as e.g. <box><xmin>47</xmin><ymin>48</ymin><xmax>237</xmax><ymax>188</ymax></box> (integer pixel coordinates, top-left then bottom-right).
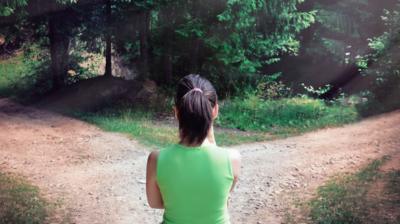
<box><xmin>77</xmin><ymin>107</ymin><xmax>269</xmax><ymax>148</ymax></box>
<box><xmin>308</xmin><ymin>156</ymin><xmax>400</xmax><ymax>224</ymax></box>
<box><xmin>0</xmin><ymin>172</ymin><xmax>48</xmax><ymax>224</ymax></box>
<box><xmin>78</xmin><ymin>109</ymin><xmax>178</xmax><ymax>148</ymax></box>
<box><xmin>75</xmin><ymin>94</ymin><xmax>358</xmax><ymax>148</ymax></box>
<box><xmin>0</xmin><ymin>49</ymin><xmax>50</xmax><ymax>102</ymax></box>
<box><xmin>0</xmin><ymin>54</ymin><xmax>29</xmax><ymax>96</ymax></box>
<box><xmin>217</xmin><ymin>96</ymin><xmax>358</xmax><ymax>135</ymax></box>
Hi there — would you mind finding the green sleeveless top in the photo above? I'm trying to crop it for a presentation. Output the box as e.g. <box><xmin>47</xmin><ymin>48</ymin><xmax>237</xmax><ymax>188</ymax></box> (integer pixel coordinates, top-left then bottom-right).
<box><xmin>156</xmin><ymin>143</ymin><xmax>234</xmax><ymax>224</ymax></box>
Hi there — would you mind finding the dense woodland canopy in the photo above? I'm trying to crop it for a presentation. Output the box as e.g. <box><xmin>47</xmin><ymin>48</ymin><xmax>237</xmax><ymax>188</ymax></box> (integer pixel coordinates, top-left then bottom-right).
<box><xmin>0</xmin><ymin>0</ymin><xmax>399</xmax><ymax>113</ymax></box>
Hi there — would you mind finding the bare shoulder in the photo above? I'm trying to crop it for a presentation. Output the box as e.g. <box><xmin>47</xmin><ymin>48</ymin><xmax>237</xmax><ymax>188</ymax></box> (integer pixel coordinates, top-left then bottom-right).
<box><xmin>148</xmin><ymin>150</ymin><xmax>160</xmax><ymax>159</ymax></box>
<box><xmin>226</xmin><ymin>148</ymin><xmax>241</xmax><ymax>178</ymax></box>
<box><xmin>147</xmin><ymin>150</ymin><xmax>160</xmax><ymax>167</ymax></box>
<box><xmin>228</xmin><ymin>149</ymin><xmax>241</xmax><ymax>162</ymax></box>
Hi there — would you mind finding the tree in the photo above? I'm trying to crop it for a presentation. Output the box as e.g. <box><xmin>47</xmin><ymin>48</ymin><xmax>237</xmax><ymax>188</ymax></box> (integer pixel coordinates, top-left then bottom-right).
<box><xmin>357</xmin><ymin>6</ymin><xmax>400</xmax><ymax>115</ymax></box>
<box><xmin>48</xmin><ymin>11</ymin><xmax>71</xmax><ymax>88</ymax></box>
<box><xmin>104</xmin><ymin>0</ymin><xmax>112</xmax><ymax>77</ymax></box>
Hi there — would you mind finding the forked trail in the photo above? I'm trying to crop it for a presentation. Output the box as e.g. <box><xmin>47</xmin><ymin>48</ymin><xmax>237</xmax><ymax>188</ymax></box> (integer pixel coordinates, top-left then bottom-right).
<box><xmin>0</xmin><ymin>98</ymin><xmax>399</xmax><ymax>223</ymax></box>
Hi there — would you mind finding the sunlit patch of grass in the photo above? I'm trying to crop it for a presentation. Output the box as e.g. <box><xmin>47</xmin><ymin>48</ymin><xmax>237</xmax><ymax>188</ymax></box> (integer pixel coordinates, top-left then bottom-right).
<box><xmin>78</xmin><ymin>109</ymin><xmax>177</xmax><ymax>149</ymax></box>
<box><xmin>75</xmin><ymin>95</ymin><xmax>359</xmax><ymax>148</ymax></box>
<box><xmin>0</xmin><ymin>172</ymin><xmax>48</xmax><ymax>224</ymax></box>
<box><xmin>77</xmin><ymin>107</ymin><xmax>271</xmax><ymax>148</ymax></box>
<box><xmin>0</xmin><ymin>54</ymin><xmax>28</xmax><ymax>96</ymax></box>
<box><xmin>217</xmin><ymin>96</ymin><xmax>359</xmax><ymax>134</ymax></box>
<box><xmin>308</xmin><ymin>156</ymin><xmax>399</xmax><ymax>224</ymax></box>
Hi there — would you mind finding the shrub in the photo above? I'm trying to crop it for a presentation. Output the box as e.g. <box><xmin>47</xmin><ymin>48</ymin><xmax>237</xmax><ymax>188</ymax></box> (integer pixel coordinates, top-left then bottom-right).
<box><xmin>216</xmin><ymin>93</ymin><xmax>358</xmax><ymax>133</ymax></box>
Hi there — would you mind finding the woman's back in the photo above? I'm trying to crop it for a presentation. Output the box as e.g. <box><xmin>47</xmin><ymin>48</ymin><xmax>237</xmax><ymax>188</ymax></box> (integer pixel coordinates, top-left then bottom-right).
<box><xmin>157</xmin><ymin>143</ymin><xmax>234</xmax><ymax>224</ymax></box>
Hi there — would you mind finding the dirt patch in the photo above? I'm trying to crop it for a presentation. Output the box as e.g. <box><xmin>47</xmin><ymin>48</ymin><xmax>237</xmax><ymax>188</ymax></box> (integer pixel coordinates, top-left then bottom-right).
<box><xmin>229</xmin><ymin>110</ymin><xmax>400</xmax><ymax>223</ymax></box>
<box><xmin>0</xmin><ymin>98</ymin><xmax>400</xmax><ymax>223</ymax></box>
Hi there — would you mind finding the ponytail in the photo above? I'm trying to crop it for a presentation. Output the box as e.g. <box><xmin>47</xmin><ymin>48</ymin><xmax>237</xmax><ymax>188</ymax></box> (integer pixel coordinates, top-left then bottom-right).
<box><xmin>175</xmin><ymin>74</ymin><xmax>218</xmax><ymax>146</ymax></box>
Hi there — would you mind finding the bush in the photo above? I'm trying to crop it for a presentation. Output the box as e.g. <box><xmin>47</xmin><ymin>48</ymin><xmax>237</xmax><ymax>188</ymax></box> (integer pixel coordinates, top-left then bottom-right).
<box><xmin>0</xmin><ymin>45</ymin><xmax>52</xmax><ymax>101</ymax></box>
<box><xmin>216</xmin><ymin>93</ymin><xmax>358</xmax><ymax>134</ymax></box>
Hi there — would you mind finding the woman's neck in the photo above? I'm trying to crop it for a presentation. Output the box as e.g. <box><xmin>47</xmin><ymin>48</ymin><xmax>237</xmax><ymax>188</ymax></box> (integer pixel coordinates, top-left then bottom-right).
<box><xmin>202</xmin><ymin>125</ymin><xmax>216</xmax><ymax>146</ymax></box>
<box><xmin>179</xmin><ymin>125</ymin><xmax>217</xmax><ymax>147</ymax></box>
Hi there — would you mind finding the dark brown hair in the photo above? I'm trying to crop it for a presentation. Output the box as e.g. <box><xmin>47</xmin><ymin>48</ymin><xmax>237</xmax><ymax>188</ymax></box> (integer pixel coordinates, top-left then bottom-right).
<box><xmin>175</xmin><ymin>74</ymin><xmax>218</xmax><ymax>146</ymax></box>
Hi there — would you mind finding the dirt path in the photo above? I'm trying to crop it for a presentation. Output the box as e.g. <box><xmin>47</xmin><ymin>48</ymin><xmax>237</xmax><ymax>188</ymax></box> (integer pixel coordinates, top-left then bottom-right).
<box><xmin>0</xmin><ymin>98</ymin><xmax>399</xmax><ymax>224</ymax></box>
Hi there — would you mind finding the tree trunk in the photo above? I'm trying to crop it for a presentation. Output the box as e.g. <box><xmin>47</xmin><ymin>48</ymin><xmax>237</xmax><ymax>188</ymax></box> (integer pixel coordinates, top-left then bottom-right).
<box><xmin>163</xmin><ymin>28</ymin><xmax>173</xmax><ymax>84</ymax></box>
<box><xmin>164</xmin><ymin>50</ymin><xmax>173</xmax><ymax>84</ymax></box>
<box><xmin>139</xmin><ymin>10</ymin><xmax>150</xmax><ymax>79</ymax></box>
<box><xmin>160</xmin><ymin>6</ymin><xmax>173</xmax><ymax>84</ymax></box>
<box><xmin>189</xmin><ymin>2</ymin><xmax>201</xmax><ymax>74</ymax></box>
<box><xmin>104</xmin><ymin>0</ymin><xmax>112</xmax><ymax>77</ymax></box>
<box><xmin>48</xmin><ymin>12</ymin><xmax>70</xmax><ymax>89</ymax></box>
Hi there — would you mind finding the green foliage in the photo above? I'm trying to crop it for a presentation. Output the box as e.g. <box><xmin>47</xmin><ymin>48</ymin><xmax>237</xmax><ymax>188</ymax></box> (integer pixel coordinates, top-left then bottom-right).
<box><xmin>0</xmin><ymin>0</ymin><xmax>27</xmax><ymax>16</ymax></box>
<box><xmin>0</xmin><ymin>45</ymin><xmax>51</xmax><ymax>101</ymax></box>
<box><xmin>216</xmin><ymin>93</ymin><xmax>358</xmax><ymax>134</ymax></box>
<box><xmin>301</xmin><ymin>83</ymin><xmax>332</xmax><ymax>98</ymax></box>
<box><xmin>357</xmin><ymin>6</ymin><xmax>400</xmax><ymax>116</ymax></box>
<box><xmin>1</xmin><ymin>0</ymin><xmax>317</xmax><ymax>96</ymax></box>
<box><xmin>0</xmin><ymin>172</ymin><xmax>48</xmax><ymax>224</ymax></box>
<box><xmin>311</xmin><ymin>0</ymin><xmax>377</xmax><ymax>64</ymax></box>
<box><xmin>201</xmin><ymin>0</ymin><xmax>316</xmax><ymax>93</ymax></box>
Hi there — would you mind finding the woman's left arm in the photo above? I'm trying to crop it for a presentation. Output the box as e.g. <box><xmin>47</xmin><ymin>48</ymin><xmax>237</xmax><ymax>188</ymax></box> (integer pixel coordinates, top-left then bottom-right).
<box><xmin>146</xmin><ymin>151</ymin><xmax>164</xmax><ymax>209</ymax></box>
<box><xmin>230</xmin><ymin>149</ymin><xmax>241</xmax><ymax>192</ymax></box>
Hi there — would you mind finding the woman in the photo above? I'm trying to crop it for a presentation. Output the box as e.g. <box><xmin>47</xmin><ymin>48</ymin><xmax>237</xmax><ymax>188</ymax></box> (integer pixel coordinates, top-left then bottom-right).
<box><xmin>146</xmin><ymin>74</ymin><xmax>241</xmax><ymax>224</ymax></box>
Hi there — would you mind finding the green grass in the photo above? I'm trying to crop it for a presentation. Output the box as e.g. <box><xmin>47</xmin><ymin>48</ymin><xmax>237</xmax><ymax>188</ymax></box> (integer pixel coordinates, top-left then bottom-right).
<box><xmin>0</xmin><ymin>54</ymin><xmax>29</xmax><ymax>97</ymax></box>
<box><xmin>79</xmin><ymin>109</ymin><xmax>178</xmax><ymax>148</ymax></box>
<box><xmin>0</xmin><ymin>172</ymin><xmax>48</xmax><ymax>224</ymax></box>
<box><xmin>77</xmin><ymin>108</ymin><xmax>270</xmax><ymax>148</ymax></box>
<box><xmin>308</xmin><ymin>156</ymin><xmax>400</xmax><ymax>224</ymax></box>
<box><xmin>76</xmin><ymin>93</ymin><xmax>359</xmax><ymax>148</ymax></box>
<box><xmin>217</xmin><ymin>95</ymin><xmax>359</xmax><ymax>135</ymax></box>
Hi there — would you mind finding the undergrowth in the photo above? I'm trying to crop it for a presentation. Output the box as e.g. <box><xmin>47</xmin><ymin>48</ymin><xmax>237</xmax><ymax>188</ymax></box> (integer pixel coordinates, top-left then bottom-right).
<box><xmin>76</xmin><ymin>93</ymin><xmax>358</xmax><ymax>149</ymax></box>
<box><xmin>216</xmin><ymin>95</ymin><xmax>358</xmax><ymax>135</ymax></box>
<box><xmin>0</xmin><ymin>172</ymin><xmax>48</xmax><ymax>224</ymax></box>
<box><xmin>308</xmin><ymin>155</ymin><xmax>400</xmax><ymax>224</ymax></box>
<box><xmin>77</xmin><ymin>107</ymin><xmax>270</xmax><ymax>148</ymax></box>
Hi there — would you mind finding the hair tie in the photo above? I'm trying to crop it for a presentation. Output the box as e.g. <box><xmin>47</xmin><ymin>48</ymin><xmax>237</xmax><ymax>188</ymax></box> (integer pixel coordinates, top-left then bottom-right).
<box><xmin>182</xmin><ymin>87</ymin><xmax>203</xmax><ymax>98</ymax></box>
<box><xmin>191</xmin><ymin>88</ymin><xmax>203</xmax><ymax>93</ymax></box>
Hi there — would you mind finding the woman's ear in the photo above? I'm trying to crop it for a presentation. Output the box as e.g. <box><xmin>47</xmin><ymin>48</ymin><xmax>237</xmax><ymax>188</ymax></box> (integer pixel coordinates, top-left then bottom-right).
<box><xmin>212</xmin><ymin>103</ymin><xmax>219</xmax><ymax>120</ymax></box>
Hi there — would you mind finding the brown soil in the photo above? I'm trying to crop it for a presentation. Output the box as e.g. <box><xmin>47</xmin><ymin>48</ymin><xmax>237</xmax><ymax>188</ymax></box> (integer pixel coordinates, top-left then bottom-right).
<box><xmin>0</xmin><ymin>98</ymin><xmax>399</xmax><ymax>223</ymax></box>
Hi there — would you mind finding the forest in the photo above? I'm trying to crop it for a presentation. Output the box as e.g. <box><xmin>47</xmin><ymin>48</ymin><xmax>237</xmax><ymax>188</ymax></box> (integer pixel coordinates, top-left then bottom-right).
<box><xmin>0</xmin><ymin>0</ymin><xmax>398</xmax><ymax>112</ymax></box>
<box><xmin>0</xmin><ymin>0</ymin><xmax>399</xmax><ymax>224</ymax></box>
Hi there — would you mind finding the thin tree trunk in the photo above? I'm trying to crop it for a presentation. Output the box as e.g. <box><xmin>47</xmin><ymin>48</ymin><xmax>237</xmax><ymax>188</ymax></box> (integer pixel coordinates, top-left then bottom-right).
<box><xmin>104</xmin><ymin>0</ymin><xmax>112</xmax><ymax>77</ymax></box>
<box><xmin>163</xmin><ymin>28</ymin><xmax>173</xmax><ymax>84</ymax></box>
<box><xmin>48</xmin><ymin>12</ymin><xmax>70</xmax><ymax>89</ymax></box>
<box><xmin>161</xmin><ymin>6</ymin><xmax>173</xmax><ymax>84</ymax></box>
<box><xmin>139</xmin><ymin>10</ymin><xmax>150</xmax><ymax>79</ymax></box>
<box><xmin>164</xmin><ymin>49</ymin><xmax>173</xmax><ymax>84</ymax></box>
<box><xmin>190</xmin><ymin>3</ymin><xmax>201</xmax><ymax>73</ymax></box>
